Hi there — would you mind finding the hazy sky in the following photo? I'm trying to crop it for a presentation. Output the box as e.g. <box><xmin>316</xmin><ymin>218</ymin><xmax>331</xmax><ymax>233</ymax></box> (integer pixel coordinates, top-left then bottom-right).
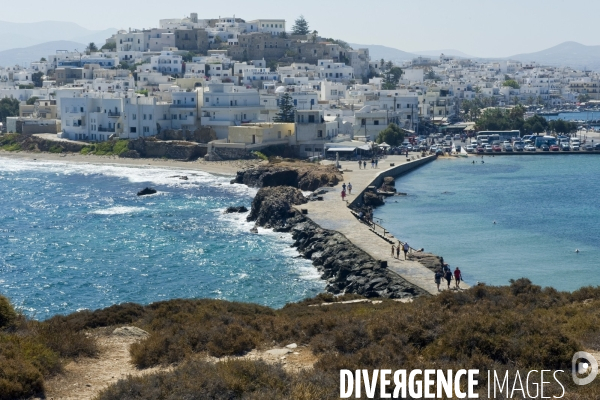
<box><xmin>4</xmin><ymin>0</ymin><xmax>599</xmax><ymax>57</ymax></box>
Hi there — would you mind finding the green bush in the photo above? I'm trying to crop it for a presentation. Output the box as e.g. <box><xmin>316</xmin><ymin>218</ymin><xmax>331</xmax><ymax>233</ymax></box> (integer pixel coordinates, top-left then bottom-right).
<box><xmin>253</xmin><ymin>151</ymin><xmax>268</xmax><ymax>161</ymax></box>
<box><xmin>0</xmin><ymin>295</ymin><xmax>16</xmax><ymax>329</ymax></box>
<box><xmin>112</xmin><ymin>140</ymin><xmax>129</xmax><ymax>155</ymax></box>
<box><xmin>2</xmin><ymin>143</ymin><xmax>21</xmax><ymax>151</ymax></box>
<box><xmin>48</xmin><ymin>145</ymin><xmax>62</xmax><ymax>154</ymax></box>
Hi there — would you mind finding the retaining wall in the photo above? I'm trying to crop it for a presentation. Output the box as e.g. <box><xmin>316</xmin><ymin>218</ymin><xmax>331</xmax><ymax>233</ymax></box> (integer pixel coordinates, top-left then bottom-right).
<box><xmin>351</xmin><ymin>155</ymin><xmax>437</xmax><ymax>208</ymax></box>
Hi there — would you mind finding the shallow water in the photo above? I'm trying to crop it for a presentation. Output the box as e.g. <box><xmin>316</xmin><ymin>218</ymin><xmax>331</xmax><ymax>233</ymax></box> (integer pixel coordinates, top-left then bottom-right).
<box><xmin>375</xmin><ymin>155</ymin><xmax>600</xmax><ymax>290</ymax></box>
<box><xmin>0</xmin><ymin>157</ymin><xmax>324</xmax><ymax>319</ymax></box>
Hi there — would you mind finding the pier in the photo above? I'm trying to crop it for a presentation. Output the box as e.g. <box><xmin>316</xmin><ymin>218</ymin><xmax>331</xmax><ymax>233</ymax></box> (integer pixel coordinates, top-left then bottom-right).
<box><xmin>297</xmin><ymin>154</ymin><xmax>464</xmax><ymax>295</ymax></box>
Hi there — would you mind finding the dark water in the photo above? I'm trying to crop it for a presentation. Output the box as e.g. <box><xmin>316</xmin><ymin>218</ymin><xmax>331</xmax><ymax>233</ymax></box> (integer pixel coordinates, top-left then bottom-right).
<box><xmin>0</xmin><ymin>158</ymin><xmax>324</xmax><ymax>319</ymax></box>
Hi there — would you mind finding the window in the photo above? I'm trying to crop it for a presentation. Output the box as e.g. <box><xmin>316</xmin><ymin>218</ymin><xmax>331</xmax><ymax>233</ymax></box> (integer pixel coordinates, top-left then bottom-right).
<box><xmin>361</xmin><ymin>119</ymin><xmax>366</xmax><ymax>126</ymax></box>
<box><xmin>374</xmin><ymin>120</ymin><xmax>379</xmax><ymax>125</ymax></box>
<box><xmin>308</xmin><ymin>115</ymin><xmax>315</xmax><ymax>123</ymax></box>
<box><xmin>317</xmin><ymin>130</ymin><xmax>323</xmax><ymax>138</ymax></box>
<box><xmin>149</xmin><ymin>115</ymin><xmax>152</xmax><ymax>120</ymax></box>
<box><xmin>172</xmin><ymin>114</ymin><xmax>176</xmax><ymax>119</ymax></box>
<box><xmin>132</xmin><ymin>114</ymin><xmax>136</xmax><ymax>120</ymax></box>
<box><xmin>143</xmin><ymin>114</ymin><xmax>147</xmax><ymax>120</ymax></box>
<box><xmin>143</xmin><ymin>126</ymin><xmax>149</xmax><ymax>133</ymax></box>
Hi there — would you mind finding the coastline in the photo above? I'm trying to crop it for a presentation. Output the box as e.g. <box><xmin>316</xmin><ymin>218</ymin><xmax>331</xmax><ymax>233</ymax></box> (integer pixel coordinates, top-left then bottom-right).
<box><xmin>0</xmin><ymin>150</ymin><xmax>263</xmax><ymax>176</ymax></box>
<box><xmin>1</xmin><ymin>149</ymin><xmax>445</xmax><ymax>304</ymax></box>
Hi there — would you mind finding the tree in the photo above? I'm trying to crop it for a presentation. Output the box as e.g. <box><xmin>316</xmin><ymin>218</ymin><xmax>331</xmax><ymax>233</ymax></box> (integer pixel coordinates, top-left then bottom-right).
<box><xmin>425</xmin><ymin>70</ymin><xmax>437</xmax><ymax>81</ymax></box>
<box><xmin>100</xmin><ymin>42</ymin><xmax>116</xmax><ymax>51</ymax></box>
<box><xmin>86</xmin><ymin>42</ymin><xmax>98</xmax><ymax>55</ymax></box>
<box><xmin>311</xmin><ymin>30</ymin><xmax>318</xmax><ymax>43</ymax></box>
<box><xmin>549</xmin><ymin>119</ymin><xmax>577</xmax><ymax>134</ymax></box>
<box><xmin>274</xmin><ymin>93</ymin><xmax>296</xmax><ymax>123</ymax></box>
<box><xmin>26</xmin><ymin>96</ymin><xmax>39</xmax><ymax>105</ymax></box>
<box><xmin>32</xmin><ymin>72</ymin><xmax>44</xmax><ymax>88</ymax></box>
<box><xmin>578</xmin><ymin>93</ymin><xmax>591</xmax><ymax>103</ymax></box>
<box><xmin>182</xmin><ymin>52</ymin><xmax>197</xmax><ymax>62</ymax></box>
<box><xmin>291</xmin><ymin>15</ymin><xmax>309</xmax><ymax>35</ymax></box>
<box><xmin>502</xmin><ymin>79</ymin><xmax>520</xmax><ymax>89</ymax></box>
<box><xmin>40</xmin><ymin>57</ymin><xmax>46</xmax><ymax>62</ymax></box>
<box><xmin>523</xmin><ymin>114</ymin><xmax>548</xmax><ymax>134</ymax></box>
<box><xmin>382</xmin><ymin>66</ymin><xmax>403</xmax><ymax>90</ymax></box>
<box><xmin>0</xmin><ymin>98</ymin><xmax>20</xmax><ymax>125</ymax></box>
<box><xmin>376</xmin><ymin>123</ymin><xmax>405</xmax><ymax>146</ymax></box>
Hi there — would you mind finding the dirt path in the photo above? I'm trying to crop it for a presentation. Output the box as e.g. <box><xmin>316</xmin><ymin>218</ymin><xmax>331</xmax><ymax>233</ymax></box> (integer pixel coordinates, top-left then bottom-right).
<box><xmin>42</xmin><ymin>329</ymin><xmax>316</xmax><ymax>399</ymax></box>
<box><xmin>43</xmin><ymin>328</ymin><xmax>166</xmax><ymax>400</ymax></box>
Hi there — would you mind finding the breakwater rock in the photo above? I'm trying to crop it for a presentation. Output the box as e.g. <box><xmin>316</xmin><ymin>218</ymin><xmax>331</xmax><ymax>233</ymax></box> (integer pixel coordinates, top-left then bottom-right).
<box><xmin>247</xmin><ymin>185</ymin><xmax>427</xmax><ymax>299</ymax></box>
<box><xmin>247</xmin><ymin>186</ymin><xmax>307</xmax><ymax>231</ymax></box>
<box><xmin>233</xmin><ymin>163</ymin><xmax>342</xmax><ymax>191</ymax></box>
<box><xmin>292</xmin><ymin>220</ymin><xmax>428</xmax><ymax>299</ymax></box>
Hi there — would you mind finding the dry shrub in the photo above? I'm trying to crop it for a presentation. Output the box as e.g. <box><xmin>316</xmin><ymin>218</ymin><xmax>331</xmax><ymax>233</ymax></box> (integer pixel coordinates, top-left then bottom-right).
<box><xmin>0</xmin><ymin>295</ymin><xmax>17</xmax><ymax>330</ymax></box>
<box><xmin>95</xmin><ymin>359</ymin><xmax>337</xmax><ymax>400</ymax></box>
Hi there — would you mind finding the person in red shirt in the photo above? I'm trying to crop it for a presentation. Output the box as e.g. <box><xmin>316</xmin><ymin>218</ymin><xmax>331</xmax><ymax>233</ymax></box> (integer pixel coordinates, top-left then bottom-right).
<box><xmin>454</xmin><ymin>267</ymin><xmax>463</xmax><ymax>289</ymax></box>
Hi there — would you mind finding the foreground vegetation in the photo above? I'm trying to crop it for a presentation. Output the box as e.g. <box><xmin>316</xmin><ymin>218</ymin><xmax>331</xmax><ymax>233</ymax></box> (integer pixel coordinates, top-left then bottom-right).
<box><xmin>0</xmin><ymin>295</ymin><xmax>97</xmax><ymax>399</ymax></box>
<box><xmin>80</xmin><ymin>139</ymin><xmax>129</xmax><ymax>156</ymax></box>
<box><xmin>4</xmin><ymin>280</ymin><xmax>600</xmax><ymax>398</ymax></box>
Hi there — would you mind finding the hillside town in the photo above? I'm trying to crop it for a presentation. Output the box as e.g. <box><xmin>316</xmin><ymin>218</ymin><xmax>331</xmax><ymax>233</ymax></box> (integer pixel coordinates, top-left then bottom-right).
<box><xmin>0</xmin><ymin>13</ymin><xmax>598</xmax><ymax>159</ymax></box>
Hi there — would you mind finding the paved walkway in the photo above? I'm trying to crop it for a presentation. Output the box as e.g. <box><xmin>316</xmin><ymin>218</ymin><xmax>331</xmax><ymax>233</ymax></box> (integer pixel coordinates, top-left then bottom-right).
<box><xmin>296</xmin><ymin>155</ymin><xmax>459</xmax><ymax>295</ymax></box>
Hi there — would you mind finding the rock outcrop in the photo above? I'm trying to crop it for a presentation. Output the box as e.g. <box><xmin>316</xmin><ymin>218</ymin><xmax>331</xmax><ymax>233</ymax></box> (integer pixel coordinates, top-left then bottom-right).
<box><xmin>380</xmin><ymin>176</ymin><xmax>396</xmax><ymax>193</ymax></box>
<box><xmin>247</xmin><ymin>187</ymin><xmax>307</xmax><ymax>231</ymax></box>
<box><xmin>224</xmin><ymin>206</ymin><xmax>249</xmax><ymax>213</ymax></box>
<box><xmin>137</xmin><ymin>187</ymin><xmax>157</xmax><ymax>196</ymax></box>
<box><xmin>407</xmin><ymin>252</ymin><xmax>445</xmax><ymax>272</ymax></box>
<box><xmin>233</xmin><ymin>163</ymin><xmax>342</xmax><ymax>191</ymax></box>
<box><xmin>363</xmin><ymin>191</ymin><xmax>385</xmax><ymax>207</ymax></box>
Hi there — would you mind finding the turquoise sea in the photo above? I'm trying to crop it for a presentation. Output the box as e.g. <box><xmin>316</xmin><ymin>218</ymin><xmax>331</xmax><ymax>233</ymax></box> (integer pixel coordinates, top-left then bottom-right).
<box><xmin>0</xmin><ymin>157</ymin><xmax>324</xmax><ymax>319</ymax></box>
<box><xmin>375</xmin><ymin>155</ymin><xmax>600</xmax><ymax>290</ymax></box>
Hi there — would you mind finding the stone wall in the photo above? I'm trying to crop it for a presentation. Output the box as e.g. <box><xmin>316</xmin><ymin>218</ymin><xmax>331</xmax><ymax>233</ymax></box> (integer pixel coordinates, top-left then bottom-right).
<box><xmin>156</xmin><ymin>127</ymin><xmax>216</xmax><ymax>143</ymax></box>
<box><xmin>127</xmin><ymin>138</ymin><xmax>207</xmax><ymax>160</ymax></box>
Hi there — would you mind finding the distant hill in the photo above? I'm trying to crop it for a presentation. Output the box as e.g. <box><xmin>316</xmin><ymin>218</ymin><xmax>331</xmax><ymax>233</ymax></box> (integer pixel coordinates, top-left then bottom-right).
<box><xmin>413</xmin><ymin>49</ymin><xmax>473</xmax><ymax>58</ymax></box>
<box><xmin>0</xmin><ymin>41</ymin><xmax>85</xmax><ymax>67</ymax></box>
<box><xmin>0</xmin><ymin>20</ymin><xmax>115</xmax><ymax>52</ymax></box>
<box><xmin>348</xmin><ymin>43</ymin><xmax>418</xmax><ymax>63</ymax></box>
<box><xmin>507</xmin><ymin>41</ymin><xmax>600</xmax><ymax>70</ymax></box>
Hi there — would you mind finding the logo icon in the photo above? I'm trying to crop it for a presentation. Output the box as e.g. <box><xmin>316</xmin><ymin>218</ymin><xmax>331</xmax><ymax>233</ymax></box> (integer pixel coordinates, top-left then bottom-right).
<box><xmin>572</xmin><ymin>351</ymin><xmax>598</xmax><ymax>385</ymax></box>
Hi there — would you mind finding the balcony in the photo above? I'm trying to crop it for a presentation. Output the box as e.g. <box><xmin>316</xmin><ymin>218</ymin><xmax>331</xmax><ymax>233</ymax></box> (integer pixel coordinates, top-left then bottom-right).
<box><xmin>98</xmin><ymin>126</ymin><xmax>115</xmax><ymax>132</ymax></box>
<box><xmin>171</xmin><ymin>104</ymin><xmax>196</xmax><ymax>108</ymax></box>
<box><xmin>108</xmin><ymin>111</ymin><xmax>121</xmax><ymax>117</ymax></box>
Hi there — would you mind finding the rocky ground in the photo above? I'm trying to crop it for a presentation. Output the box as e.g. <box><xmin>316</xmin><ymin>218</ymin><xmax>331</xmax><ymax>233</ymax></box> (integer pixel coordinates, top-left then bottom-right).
<box><xmin>246</xmin><ymin>185</ymin><xmax>429</xmax><ymax>299</ymax></box>
<box><xmin>232</xmin><ymin>161</ymin><xmax>343</xmax><ymax>191</ymax></box>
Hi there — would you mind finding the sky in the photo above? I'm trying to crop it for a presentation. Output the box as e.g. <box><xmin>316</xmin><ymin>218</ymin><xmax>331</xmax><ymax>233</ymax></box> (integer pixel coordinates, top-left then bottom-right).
<box><xmin>3</xmin><ymin>0</ymin><xmax>600</xmax><ymax>57</ymax></box>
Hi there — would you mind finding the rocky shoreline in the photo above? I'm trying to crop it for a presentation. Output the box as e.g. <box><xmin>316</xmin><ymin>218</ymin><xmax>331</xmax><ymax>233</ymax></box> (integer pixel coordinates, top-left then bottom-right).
<box><xmin>239</xmin><ymin>164</ymin><xmax>430</xmax><ymax>299</ymax></box>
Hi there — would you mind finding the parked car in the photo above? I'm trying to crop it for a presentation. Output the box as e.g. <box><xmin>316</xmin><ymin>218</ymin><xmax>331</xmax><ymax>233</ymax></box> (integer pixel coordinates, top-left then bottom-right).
<box><xmin>503</xmin><ymin>144</ymin><xmax>513</xmax><ymax>152</ymax></box>
<box><xmin>492</xmin><ymin>145</ymin><xmax>502</xmax><ymax>152</ymax></box>
<box><xmin>513</xmin><ymin>142</ymin><xmax>524</xmax><ymax>151</ymax></box>
<box><xmin>561</xmin><ymin>143</ymin><xmax>570</xmax><ymax>151</ymax></box>
<box><xmin>549</xmin><ymin>145</ymin><xmax>560</xmax><ymax>151</ymax></box>
<box><xmin>594</xmin><ymin>143</ymin><xmax>600</xmax><ymax>150</ymax></box>
<box><xmin>466</xmin><ymin>145</ymin><xmax>475</xmax><ymax>153</ymax></box>
<box><xmin>541</xmin><ymin>144</ymin><xmax>550</xmax><ymax>151</ymax></box>
<box><xmin>571</xmin><ymin>143</ymin><xmax>580</xmax><ymax>151</ymax></box>
<box><xmin>525</xmin><ymin>145</ymin><xmax>536</xmax><ymax>152</ymax></box>
<box><xmin>476</xmin><ymin>146</ymin><xmax>485</xmax><ymax>153</ymax></box>
<box><xmin>584</xmin><ymin>144</ymin><xmax>594</xmax><ymax>151</ymax></box>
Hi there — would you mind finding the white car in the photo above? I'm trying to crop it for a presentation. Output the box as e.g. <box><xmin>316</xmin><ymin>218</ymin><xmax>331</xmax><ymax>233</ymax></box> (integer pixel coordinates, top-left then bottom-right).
<box><xmin>524</xmin><ymin>145</ymin><xmax>537</xmax><ymax>152</ymax></box>
<box><xmin>466</xmin><ymin>145</ymin><xmax>475</xmax><ymax>153</ymax></box>
<box><xmin>571</xmin><ymin>143</ymin><xmax>580</xmax><ymax>151</ymax></box>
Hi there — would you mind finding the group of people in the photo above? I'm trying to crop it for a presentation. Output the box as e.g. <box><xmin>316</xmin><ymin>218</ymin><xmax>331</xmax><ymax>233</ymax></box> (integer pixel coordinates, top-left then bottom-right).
<box><xmin>357</xmin><ymin>159</ymin><xmax>379</xmax><ymax>169</ymax></box>
<box><xmin>434</xmin><ymin>264</ymin><xmax>463</xmax><ymax>291</ymax></box>
<box><xmin>391</xmin><ymin>242</ymin><xmax>410</xmax><ymax>260</ymax></box>
<box><xmin>357</xmin><ymin>207</ymin><xmax>373</xmax><ymax>225</ymax></box>
<box><xmin>340</xmin><ymin>182</ymin><xmax>353</xmax><ymax>201</ymax></box>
